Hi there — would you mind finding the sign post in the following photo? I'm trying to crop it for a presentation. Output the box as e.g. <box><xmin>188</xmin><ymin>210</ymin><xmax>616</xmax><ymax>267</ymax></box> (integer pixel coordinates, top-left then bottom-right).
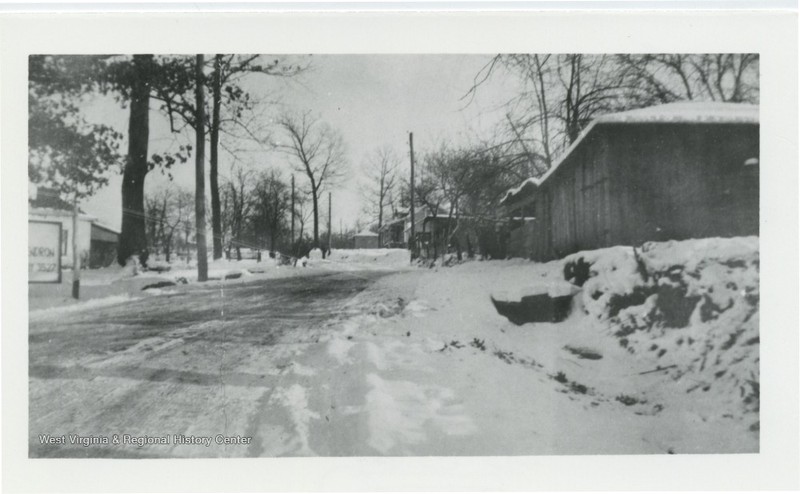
<box><xmin>28</xmin><ymin>221</ymin><xmax>62</xmax><ymax>284</ymax></box>
<box><xmin>71</xmin><ymin>197</ymin><xmax>81</xmax><ymax>299</ymax></box>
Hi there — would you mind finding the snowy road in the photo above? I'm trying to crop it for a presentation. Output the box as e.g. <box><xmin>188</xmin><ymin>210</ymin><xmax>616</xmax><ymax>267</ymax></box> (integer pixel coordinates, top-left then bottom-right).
<box><xmin>29</xmin><ymin>270</ymin><xmax>394</xmax><ymax>457</ymax></box>
<box><xmin>29</xmin><ymin>259</ymin><xmax>756</xmax><ymax>457</ymax></box>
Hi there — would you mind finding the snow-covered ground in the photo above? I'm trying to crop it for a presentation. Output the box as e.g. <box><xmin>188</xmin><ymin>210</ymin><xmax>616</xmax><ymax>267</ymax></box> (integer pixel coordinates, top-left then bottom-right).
<box><xmin>30</xmin><ymin>256</ymin><xmax>311</xmax><ymax>313</ymax></box>
<box><xmin>312</xmin><ymin>237</ymin><xmax>759</xmax><ymax>454</ymax></box>
<box><xmin>28</xmin><ymin>238</ymin><xmax>758</xmax><ymax>456</ymax></box>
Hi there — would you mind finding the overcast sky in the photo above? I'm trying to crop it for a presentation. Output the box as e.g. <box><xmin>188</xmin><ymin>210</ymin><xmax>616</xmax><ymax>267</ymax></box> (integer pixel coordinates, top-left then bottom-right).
<box><xmin>80</xmin><ymin>55</ymin><xmax>517</xmax><ymax>232</ymax></box>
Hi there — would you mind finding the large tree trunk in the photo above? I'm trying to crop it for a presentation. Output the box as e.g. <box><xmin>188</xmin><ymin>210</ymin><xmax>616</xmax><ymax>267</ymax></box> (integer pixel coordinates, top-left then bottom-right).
<box><xmin>312</xmin><ymin>190</ymin><xmax>320</xmax><ymax>248</ymax></box>
<box><xmin>118</xmin><ymin>54</ymin><xmax>152</xmax><ymax>266</ymax></box>
<box><xmin>210</xmin><ymin>54</ymin><xmax>223</xmax><ymax>260</ymax></box>
<box><xmin>194</xmin><ymin>54</ymin><xmax>209</xmax><ymax>282</ymax></box>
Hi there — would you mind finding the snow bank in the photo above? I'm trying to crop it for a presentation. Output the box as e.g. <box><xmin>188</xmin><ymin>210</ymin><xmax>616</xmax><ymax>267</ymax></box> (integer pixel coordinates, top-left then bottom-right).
<box><xmin>309</xmin><ymin>238</ymin><xmax>759</xmax><ymax>454</ymax></box>
<box><xmin>30</xmin><ymin>294</ymin><xmax>135</xmax><ymax>319</ymax></box>
<box><xmin>475</xmin><ymin>236</ymin><xmax>758</xmax><ymax>423</ymax></box>
<box><xmin>563</xmin><ymin>237</ymin><xmax>760</xmax><ymax>421</ymax></box>
<box><xmin>155</xmin><ymin>257</ymin><xmax>280</xmax><ymax>283</ymax></box>
<box><xmin>328</xmin><ymin>249</ymin><xmax>410</xmax><ymax>267</ymax></box>
<box><xmin>564</xmin><ymin>237</ymin><xmax>759</xmax><ymax>321</ymax></box>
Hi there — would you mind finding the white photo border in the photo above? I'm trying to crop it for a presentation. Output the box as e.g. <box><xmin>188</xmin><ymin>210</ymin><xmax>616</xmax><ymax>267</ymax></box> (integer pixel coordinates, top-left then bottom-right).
<box><xmin>1</xmin><ymin>11</ymin><xmax>798</xmax><ymax>493</ymax></box>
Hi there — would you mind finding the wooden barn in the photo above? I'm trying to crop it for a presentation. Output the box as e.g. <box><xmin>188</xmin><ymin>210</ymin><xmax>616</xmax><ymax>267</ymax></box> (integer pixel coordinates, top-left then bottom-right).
<box><xmin>502</xmin><ymin>102</ymin><xmax>759</xmax><ymax>261</ymax></box>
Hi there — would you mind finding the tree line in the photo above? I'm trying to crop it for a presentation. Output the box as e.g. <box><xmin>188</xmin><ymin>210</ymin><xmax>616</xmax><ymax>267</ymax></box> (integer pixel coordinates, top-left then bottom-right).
<box><xmin>29</xmin><ymin>54</ymin><xmax>351</xmax><ymax>279</ymax></box>
<box><xmin>144</xmin><ymin>167</ymin><xmax>310</xmax><ymax>263</ymax></box>
<box><xmin>29</xmin><ymin>53</ymin><xmax>759</xmax><ymax>269</ymax></box>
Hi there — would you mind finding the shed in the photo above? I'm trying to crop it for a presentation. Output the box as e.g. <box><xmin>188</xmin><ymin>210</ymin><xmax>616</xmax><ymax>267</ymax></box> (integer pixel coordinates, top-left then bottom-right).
<box><xmin>502</xmin><ymin>102</ymin><xmax>759</xmax><ymax>261</ymax></box>
<box><xmin>352</xmin><ymin>230</ymin><xmax>379</xmax><ymax>249</ymax></box>
<box><xmin>90</xmin><ymin>222</ymin><xmax>119</xmax><ymax>268</ymax></box>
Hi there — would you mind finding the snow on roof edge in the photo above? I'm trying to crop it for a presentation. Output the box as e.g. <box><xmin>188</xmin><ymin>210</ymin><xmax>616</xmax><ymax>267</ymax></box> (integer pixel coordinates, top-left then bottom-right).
<box><xmin>30</xmin><ymin>206</ymin><xmax>97</xmax><ymax>222</ymax></box>
<box><xmin>501</xmin><ymin>102</ymin><xmax>759</xmax><ymax>206</ymax></box>
<box><xmin>596</xmin><ymin>102</ymin><xmax>759</xmax><ymax>125</ymax></box>
<box><xmin>92</xmin><ymin>221</ymin><xmax>121</xmax><ymax>235</ymax></box>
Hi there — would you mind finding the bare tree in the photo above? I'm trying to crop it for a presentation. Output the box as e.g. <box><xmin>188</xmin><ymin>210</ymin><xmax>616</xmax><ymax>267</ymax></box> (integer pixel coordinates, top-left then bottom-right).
<box><xmin>466</xmin><ymin>54</ymin><xmax>628</xmax><ymax>179</ymax></box>
<box><xmin>251</xmin><ymin>169</ymin><xmax>291</xmax><ymax>253</ymax></box>
<box><xmin>166</xmin><ymin>189</ymin><xmax>194</xmax><ymax>263</ymax></box>
<box><xmin>278</xmin><ymin>111</ymin><xmax>347</xmax><ymax>255</ymax></box>
<box><xmin>208</xmin><ymin>54</ymin><xmax>307</xmax><ymax>260</ymax></box>
<box><xmin>293</xmin><ymin>194</ymin><xmax>313</xmax><ymax>247</ymax></box>
<box><xmin>361</xmin><ymin>146</ymin><xmax>399</xmax><ymax>244</ymax></box>
<box><xmin>145</xmin><ymin>190</ymin><xmax>168</xmax><ymax>257</ymax></box>
<box><xmin>616</xmin><ymin>54</ymin><xmax>759</xmax><ymax>105</ymax></box>
<box><xmin>222</xmin><ymin>165</ymin><xmax>254</xmax><ymax>260</ymax></box>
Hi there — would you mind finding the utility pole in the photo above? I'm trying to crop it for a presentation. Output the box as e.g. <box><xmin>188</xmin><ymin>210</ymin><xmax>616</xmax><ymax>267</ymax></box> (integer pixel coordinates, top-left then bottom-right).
<box><xmin>409</xmin><ymin>132</ymin><xmax>416</xmax><ymax>258</ymax></box>
<box><xmin>328</xmin><ymin>192</ymin><xmax>332</xmax><ymax>254</ymax></box>
<box><xmin>194</xmin><ymin>54</ymin><xmax>208</xmax><ymax>282</ymax></box>
<box><xmin>290</xmin><ymin>174</ymin><xmax>295</xmax><ymax>254</ymax></box>
<box><xmin>71</xmin><ymin>193</ymin><xmax>80</xmax><ymax>299</ymax></box>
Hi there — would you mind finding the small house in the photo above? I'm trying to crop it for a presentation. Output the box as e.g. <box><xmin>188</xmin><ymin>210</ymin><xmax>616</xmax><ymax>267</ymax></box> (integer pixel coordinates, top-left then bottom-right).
<box><xmin>29</xmin><ymin>186</ymin><xmax>119</xmax><ymax>268</ymax></box>
<box><xmin>501</xmin><ymin>102</ymin><xmax>759</xmax><ymax>261</ymax></box>
<box><xmin>352</xmin><ymin>230</ymin><xmax>379</xmax><ymax>249</ymax></box>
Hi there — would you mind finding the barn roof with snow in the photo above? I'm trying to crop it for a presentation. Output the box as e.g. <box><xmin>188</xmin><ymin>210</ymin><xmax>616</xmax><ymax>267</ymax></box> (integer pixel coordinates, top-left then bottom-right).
<box><xmin>501</xmin><ymin>102</ymin><xmax>759</xmax><ymax>206</ymax></box>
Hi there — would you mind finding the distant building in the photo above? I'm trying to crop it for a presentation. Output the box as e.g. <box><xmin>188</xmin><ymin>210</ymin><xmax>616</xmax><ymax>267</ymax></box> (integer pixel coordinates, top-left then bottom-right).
<box><xmin>379</xmin><ymin>205</ymin><xmax>506</xmax><ymax>258</ymax></box>
<box><xmin>352</xmin><ymin>230</ymin><xmax>379</xmax><ymax>249</ymax></box>
<box><xmin>378</xmin><ymin>205</ymin><xmax>442</xmax><ymax>249</ymax></box>
<box><xmin>89</xmin><ymin>222</ymin><xmax>120</xmax><ymax>268</ymax></box>
<box><xmin>501</xmin><ymin>102</ymin><xmax>759</xmax><ymax>261</ymax></box>
<box><xmin>379</xmin><ymin>216</ymin><xmax>406</xmax><ymax>248</ymax></box>
<box><xmin>29</xmin><ymin>186</ymin><xmax>119</xmax><ymax>268</ymax></box>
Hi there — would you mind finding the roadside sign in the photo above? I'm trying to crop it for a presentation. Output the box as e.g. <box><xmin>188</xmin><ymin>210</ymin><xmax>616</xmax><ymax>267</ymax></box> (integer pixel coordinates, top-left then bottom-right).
<box><xmin>29</xmin><ymin>220</ymin><xmax>62</xmax><ymax>283</ymax></box>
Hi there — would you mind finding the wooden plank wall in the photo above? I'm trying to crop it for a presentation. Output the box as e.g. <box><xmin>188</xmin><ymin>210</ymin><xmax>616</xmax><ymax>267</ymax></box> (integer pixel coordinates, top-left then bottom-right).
<box><xmin>518</xmin><ymin>122</ymin><xmax>759</xmax><ymax>261</ymax></box>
